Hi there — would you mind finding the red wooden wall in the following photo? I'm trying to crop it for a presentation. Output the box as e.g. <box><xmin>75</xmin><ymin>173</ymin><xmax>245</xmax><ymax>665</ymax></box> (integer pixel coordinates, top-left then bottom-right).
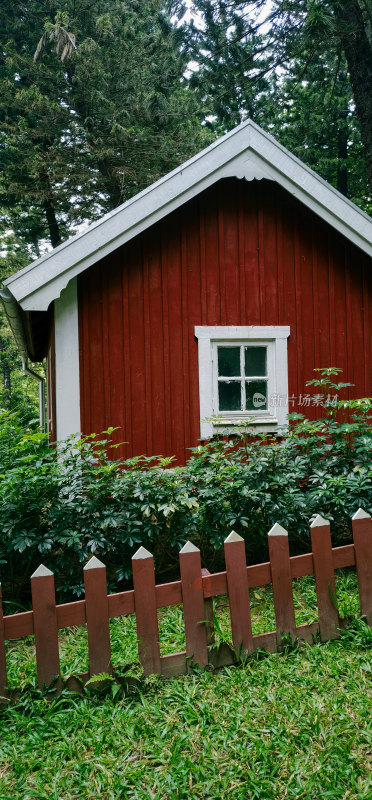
<box><xmin>78</xmin><ymin>178</ymin><xmax>371</xmax><ymax>464</ymax></box>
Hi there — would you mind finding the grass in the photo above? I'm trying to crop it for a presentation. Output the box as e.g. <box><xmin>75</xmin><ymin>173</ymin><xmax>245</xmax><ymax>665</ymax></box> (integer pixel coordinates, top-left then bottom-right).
<box><xmin>0</xmin><ymin>570</ymin><xmax>371</xmax><ymax>799</ymax></box>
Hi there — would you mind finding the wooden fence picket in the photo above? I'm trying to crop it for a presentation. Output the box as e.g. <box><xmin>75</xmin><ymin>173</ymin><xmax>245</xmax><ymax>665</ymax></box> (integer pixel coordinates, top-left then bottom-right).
<box><xmin>0</xmin><ymin>584</ymin><xmax>7</xmax><ymax>699</ymax></box>
<box><xmin>201</xmin><ymin>568</ymin><xmax>215</xmax><ymax>646</ymax></box>
<box><xmin>352</xmin><ymin>508</ymin><xmax>372</xmax><ymax>624</ymax></box>
<box><xmin>31</xmin><ymin>565</ymin><xmax>61</xmax><ymax>691</ymax></box>
<box><xmin>132</xmin><ymin>547</ymin><xmax>161</xmax><ymax>676</ymax></box>
<box><xmin>0</xmin><ymin>512</ymin><xmax>370</xmax><ymax>694</ymax></box>
<box><xmin>179</xmin><ymin>542</ymin><xmax>208</xmax><ymax>667</ymax></box>
<box><xmin>310</xmin><ymin>515</ymin><xmax>339</xmax><ymax>641</ymax></box>
<box><xmin>268</xmin><ymin>524</ymin><xmax>297</xmax><ymax>645</ymax></box>
<box><xmin>224</xmin><ymin>531</ymin><xmax>253</xmax><ymax>655</ymax></box>
<box><xmin>83</xmin><ymin>556</ymin><xmax>112</xmax><ymax>678</ymax></box>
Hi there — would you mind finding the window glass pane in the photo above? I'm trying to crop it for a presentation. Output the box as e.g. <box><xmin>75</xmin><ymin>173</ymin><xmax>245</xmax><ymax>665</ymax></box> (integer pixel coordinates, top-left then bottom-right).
<box><xmin>246</xmin><ymin>380</ymin><xmax>267</xmax><ymax>411</ymax></box>
<box><xmin>218</xmin><ymin>346</ymin><xmax>240</xmax><ymax>377</ymax></box>
<box><xmin>245</xmin><ymin>346</ymin><xmax>266</xmax><ymax>377</ymax></box>
<box><xmin>218</xmin><ymin>381</ymin><xmax>241</xmax><ymax>411</ymax></box>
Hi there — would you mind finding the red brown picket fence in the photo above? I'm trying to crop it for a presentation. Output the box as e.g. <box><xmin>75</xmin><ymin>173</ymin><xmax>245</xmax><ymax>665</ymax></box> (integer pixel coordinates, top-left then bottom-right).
<box><xmin>0</xmin><ymin>510</ymin><xmax>371</xmax><ymax>696</ymax></box>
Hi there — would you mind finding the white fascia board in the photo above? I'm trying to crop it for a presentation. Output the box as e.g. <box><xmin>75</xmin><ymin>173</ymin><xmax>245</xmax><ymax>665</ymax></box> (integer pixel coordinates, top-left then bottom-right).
<box><xmin>4</xmin><ymin>120</ymin><xmax>372</xmax><ymax>312</ymax></box>
<box><xmin>247</xmin><ymin>128</ymin><xmax>372</xmax><ymax>256</ymax></box>
<box><xmin>4</xmin><ymin>130</ymin><xmax>260</xmax><ymax>311</ymax></box>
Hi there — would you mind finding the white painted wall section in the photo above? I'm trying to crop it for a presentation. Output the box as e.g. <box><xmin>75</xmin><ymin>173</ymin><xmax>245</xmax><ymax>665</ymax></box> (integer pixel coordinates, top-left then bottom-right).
<box><xmin>54</xmin><ymin>278</ymin><xmax>81</xmax><ymax>441</ymax></box>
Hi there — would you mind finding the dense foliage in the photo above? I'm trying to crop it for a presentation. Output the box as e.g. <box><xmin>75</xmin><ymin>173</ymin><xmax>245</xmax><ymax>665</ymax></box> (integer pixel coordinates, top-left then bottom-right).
<box><xmin>1</xmin><ymin>1</ymin><xmax>371</xmax><ymax>256</ymax></box>
<box><xmin>0</xmin><ymin>0</ymin><xmax>207</xmax><ymax>251</ymax></box>
<box><xmin>191</xmin><ymin>1</ymin><xmax>372</xmax><ymax>195</ymax></box>
<box><xmin>0</xmin><ymin>372</ymin><xmax>370</xmax><ymax>602</ymax></box>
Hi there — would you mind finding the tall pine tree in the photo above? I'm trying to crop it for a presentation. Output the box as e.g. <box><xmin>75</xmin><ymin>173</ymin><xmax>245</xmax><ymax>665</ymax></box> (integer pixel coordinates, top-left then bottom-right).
<box><xmin>189</xmin><ymin>0</ymin><xmax>371</xmax><ymax>208</ymax></box>
<box><xmin>0</xmin><ymin>1</ymin><xmax>208</xmax><ymax>414</ymax></box>
<box><xmin>0</xmin><ymin>1</ymin><xmax>207</xmax><ymax>252</ymax></box>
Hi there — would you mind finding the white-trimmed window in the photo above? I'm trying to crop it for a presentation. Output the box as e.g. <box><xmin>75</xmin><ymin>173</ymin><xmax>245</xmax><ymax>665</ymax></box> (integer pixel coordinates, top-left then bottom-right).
<box><xmin>195</xmin><ymin>326</ymin><xmax>290</xmax><ymax>437</ymax></box>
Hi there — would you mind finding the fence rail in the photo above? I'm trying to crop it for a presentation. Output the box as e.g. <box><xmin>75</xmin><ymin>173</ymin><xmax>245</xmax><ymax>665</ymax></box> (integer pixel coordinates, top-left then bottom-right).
<box><xmin>0</xmin><ymin>510</ymin><xmax>371</xmax><ymax>696</ymax></box>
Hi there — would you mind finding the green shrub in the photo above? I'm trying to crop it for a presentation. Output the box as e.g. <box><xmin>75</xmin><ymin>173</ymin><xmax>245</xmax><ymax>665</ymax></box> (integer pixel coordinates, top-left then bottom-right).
<box><xmin>0</xmin><ymin>370</ymin><xmax>371</xmax><ymax>603</ymax></box>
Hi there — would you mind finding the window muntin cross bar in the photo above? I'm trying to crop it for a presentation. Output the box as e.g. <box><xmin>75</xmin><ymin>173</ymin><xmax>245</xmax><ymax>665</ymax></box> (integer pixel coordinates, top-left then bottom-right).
<box><xmin>217</xmin><ymin>344</ymin><xmax>268</xmax><ymax>412</ymax></box>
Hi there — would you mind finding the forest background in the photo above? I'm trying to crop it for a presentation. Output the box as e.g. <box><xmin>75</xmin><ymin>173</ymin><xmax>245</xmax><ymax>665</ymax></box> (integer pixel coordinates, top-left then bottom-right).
<box><xmin>0</xmin><ymin>0</ymin><xmax>371</xmax><ymax>420</ymax></box>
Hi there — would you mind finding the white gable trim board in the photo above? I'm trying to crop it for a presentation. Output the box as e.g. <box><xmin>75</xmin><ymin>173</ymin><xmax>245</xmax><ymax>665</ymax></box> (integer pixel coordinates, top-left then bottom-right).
<box><xmin>4</xmin><ymin>120</ymin><xmax>372</xmax><ymax>313</ymax></box>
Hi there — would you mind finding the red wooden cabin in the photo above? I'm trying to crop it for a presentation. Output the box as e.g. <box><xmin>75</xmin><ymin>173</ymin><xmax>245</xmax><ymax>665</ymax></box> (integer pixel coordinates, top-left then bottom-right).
<box><xmin>2</xmin><ymin>121</ymin><xmax>371</xmax><ymax>464</ymax></box>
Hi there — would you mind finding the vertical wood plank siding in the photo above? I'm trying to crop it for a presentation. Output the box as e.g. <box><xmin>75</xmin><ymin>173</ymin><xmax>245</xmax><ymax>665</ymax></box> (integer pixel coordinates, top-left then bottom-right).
<box><xmin>78</xmin><ymin>178</ymin><xmax>371</xmax><ymax>464</ymax></box>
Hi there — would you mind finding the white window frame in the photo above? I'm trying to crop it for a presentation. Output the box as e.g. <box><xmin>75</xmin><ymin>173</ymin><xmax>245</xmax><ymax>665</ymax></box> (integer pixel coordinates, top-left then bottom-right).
<box><xmin>195</xmin><ymin>326</ymin><xmax>290</xmax><ymax>438</ymax></box>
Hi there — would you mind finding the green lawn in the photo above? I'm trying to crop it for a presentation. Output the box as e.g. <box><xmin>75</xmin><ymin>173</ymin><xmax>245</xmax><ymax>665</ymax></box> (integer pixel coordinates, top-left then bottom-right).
<box><xmin>0</xmin><ymin>571</ymin><xmax>371</xmax><ymax>799</ymax></box>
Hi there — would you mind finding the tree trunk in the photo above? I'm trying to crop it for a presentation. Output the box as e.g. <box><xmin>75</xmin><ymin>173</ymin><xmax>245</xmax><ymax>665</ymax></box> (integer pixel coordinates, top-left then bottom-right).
<box><xmin>0</xmin><ymin>337</ymin><xmax>11</xmax><ymax>409</ymax></box>
<box><xmin>3</xmin><ymin>360</ymin><xmax>11</xmax><ymax>408</ymax></box>
<box><xmin>335</xmin><ymin>0</ymin><xmax>372</xmax><ymax>186</ymax></box>
<box><xmin>43</xmin><ymin>197</ymin><xmax>62</xmax><ymax>248</ymax></box>
<box><xmin>337</xmin><ymin>129</ymin><xmax>348</xmax><ymax>197</ymax></box>
<box><xmin>337</xmin><ymin>106</ymin><xmax>348</xmax><ymax>197</ymax></box>
<box><xmin>65</xmin><ymin>69</ymin><xmax>123</xmax><ymax>210</ymax></box>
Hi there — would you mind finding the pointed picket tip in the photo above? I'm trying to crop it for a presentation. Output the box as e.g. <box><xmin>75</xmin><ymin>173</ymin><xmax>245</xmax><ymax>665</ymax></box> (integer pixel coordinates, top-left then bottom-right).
<box><xmin>132</xmin><ymin>545</ymin><xmax>153</xmax><ymax>560</ymax></box>
<box><xmin>352</xmin><ymin>508</ymin><xmax>371</xmax><ymax>521</ymax></box>
<box><xmin>84</xmin><ymin>555</ymin><xmax>105</xmax><ymax>571</ymax></box>
<box><xmin>180</xmin><ymin>541</ymin><xmax>200</xmax><ymax>554</ymax></box>
<box><xmin>310</xmin><ymin>514</ymin><xmax>330</xmax><ymax>528</ymax></box>
<box><xmin>268</xmin><ymin>522</ymin><xmax>288</xmax><ymax>537</ymax></box>
<box><xmin>31</xmin><ymin>564</ymin><xmax>54</xmax><ymax>579</ymax></box>
<box><xmin>224</xmin><ymin>530</ymin><xmax>244</xmax><ymax>544</ymax></box>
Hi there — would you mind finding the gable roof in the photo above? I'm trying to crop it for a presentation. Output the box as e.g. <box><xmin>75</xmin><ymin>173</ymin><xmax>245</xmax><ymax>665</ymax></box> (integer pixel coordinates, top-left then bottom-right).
<box><xmin>4</xmin><ymin>119</ymin><xmax>372</xmax><ymax>312</ymax></box>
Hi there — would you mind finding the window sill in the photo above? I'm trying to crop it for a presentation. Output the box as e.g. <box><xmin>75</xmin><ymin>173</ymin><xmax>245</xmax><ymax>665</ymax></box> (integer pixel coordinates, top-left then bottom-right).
<box><xmin>211</xmin><ymin>416</ymin><xmax>279</xmax><ymax>433</ymax></box>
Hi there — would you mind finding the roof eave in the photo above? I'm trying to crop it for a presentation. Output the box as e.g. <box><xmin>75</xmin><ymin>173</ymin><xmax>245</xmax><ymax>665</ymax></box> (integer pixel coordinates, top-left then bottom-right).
<box><xmin>4</xmin><ymin>119</ymin><xmax>372</xmax><ymax>312</ymax></box>
<box><xmin>0</xmin><ymin>288</ymin><xmax>31</xmax><ymax>360</ymax></box>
